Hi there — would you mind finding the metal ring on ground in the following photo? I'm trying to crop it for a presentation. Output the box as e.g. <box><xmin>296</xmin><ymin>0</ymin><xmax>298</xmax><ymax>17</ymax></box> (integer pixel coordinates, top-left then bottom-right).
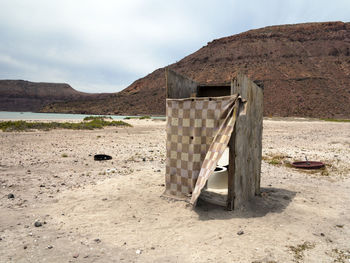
<box><xmin>292</xmin><ymin>161</ymin><xmax>325</xmax><ymax>169</ymax></box>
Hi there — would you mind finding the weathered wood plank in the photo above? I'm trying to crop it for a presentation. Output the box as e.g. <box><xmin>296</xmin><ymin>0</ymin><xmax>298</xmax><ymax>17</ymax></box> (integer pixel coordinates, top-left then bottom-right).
<box><xmin>231</xmin><ymin>72</ymin><xmax>263</xmax><ymax>208</ymax></box>
<box><xmin>165</xmin><ymin>68</ymin><xmax>197</xmax><ymax>99</ymax></box>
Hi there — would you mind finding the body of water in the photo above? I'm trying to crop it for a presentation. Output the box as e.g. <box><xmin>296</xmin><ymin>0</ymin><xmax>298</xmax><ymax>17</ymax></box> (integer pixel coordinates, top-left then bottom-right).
<box><xmin>0</xmin><ymin>111</ymin><xmax>165</xmax><ymax>120</ymax></box>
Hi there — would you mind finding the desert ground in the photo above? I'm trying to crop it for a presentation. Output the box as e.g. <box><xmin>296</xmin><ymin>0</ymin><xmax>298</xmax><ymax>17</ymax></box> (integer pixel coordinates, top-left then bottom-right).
<box><xmin>0</xmin><ymin>118</ymin><xmax>349</xmax><ymax>263</ymax></box>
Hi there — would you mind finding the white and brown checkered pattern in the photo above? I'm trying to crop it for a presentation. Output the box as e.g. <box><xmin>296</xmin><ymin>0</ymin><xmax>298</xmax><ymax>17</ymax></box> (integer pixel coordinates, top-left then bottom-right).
<box><xmin>163</xmin><ymin>95</ymin><xmax>239</xmax><ymax>204</ymax></box>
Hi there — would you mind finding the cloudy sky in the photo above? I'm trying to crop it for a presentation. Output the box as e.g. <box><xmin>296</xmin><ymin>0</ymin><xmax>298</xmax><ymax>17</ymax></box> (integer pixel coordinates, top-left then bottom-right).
<box><xmin>0</xmin><ymin>0</ymin><xmax>349</xmax><ymax>93</ymax></box>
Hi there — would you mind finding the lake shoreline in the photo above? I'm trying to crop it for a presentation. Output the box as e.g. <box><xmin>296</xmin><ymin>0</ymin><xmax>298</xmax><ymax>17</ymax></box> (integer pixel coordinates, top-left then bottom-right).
<box><xmin>0</xmin><ymin>111</ymin><xmax>166</xmax><ymax>121</ymax></box>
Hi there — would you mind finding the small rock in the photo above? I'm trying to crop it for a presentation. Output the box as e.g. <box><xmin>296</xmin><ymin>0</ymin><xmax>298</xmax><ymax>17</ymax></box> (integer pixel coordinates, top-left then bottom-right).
<box><xmin>94</xmin><ymin>238</ymin><xmax>101</xmax><ymax>243</ymax></box>
<box><xmin>237</xmin><ymin>230</ymin><xmax>244</xmax><ymax>235</ymax></box>
<box><xmin>142</xmin><ymin>158</ymin><xmax>146</xmax><ymax>162</ymax></box>
<box><xmin>336</xmin><ymin>224</ymin><xmax>344</xmax><ymax>228</ymax></box>
<box><xmin>48</xmin><ymin>245</ymin><xmax>53</xmax><ymax>249</ymax></box>
<box><xmin>73</xmin><ymin>253</ymin><xmax>79</xmax><ymax>258</ymax></box>
<box><xmin>102</xmin><ymin>198</ymin><xmax>107</xmax><ymax>201</ymax></box>
<box><xmin>283</xmin><ymin>195</ymin><xmax>290</xmax><ymax>200</ymax></box>
<box><xmin>34</xmin><ymin>221</ymin><xmax>42</xmax><ymax>227</ymax></box>
<box><xmin>8</xmin><ymin>193</ymin><xmax>15</xmax><ymax>199</ymax></box>
<box><xmin>320</xmin><ymin>233</ymin><xmax>325</xmax><ymax>236</ymax></box>
<box><xmin>39</xmin><ymin>184</ymin><xmax>45</xmax><ymax>188</ymax></box>
<box><xmin>23</xmin><ymin>245</ymin><xmax>27</xmax><ymax>249</ymax></box>
<box><xmin>151</xmin><ymin>247</ymin><xmax>155</xmax><ymax>250</ymax></box>
<box><xmin>136</xmin><ymin>249</ymin><xmax>142</xmax><ymax>255</ymax></box>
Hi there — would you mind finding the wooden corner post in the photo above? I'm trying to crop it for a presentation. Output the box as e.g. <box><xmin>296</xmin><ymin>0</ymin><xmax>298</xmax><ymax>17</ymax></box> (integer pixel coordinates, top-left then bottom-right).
<box><xmin>227</xmin><ymin>72</ymin><xmax>263</xmax><ymax>210</ymax></box>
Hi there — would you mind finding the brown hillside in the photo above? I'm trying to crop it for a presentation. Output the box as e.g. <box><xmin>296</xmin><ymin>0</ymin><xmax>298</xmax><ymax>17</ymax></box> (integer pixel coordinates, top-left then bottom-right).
<box><xmin>43</xmin><ymin>21</ymin><xmax>350</xmax><ymax>118</ymax></box>
<box><xmin>0</xmin><ymin>80</ymin><xmax>110</xmax><ymax>112</ymax></box>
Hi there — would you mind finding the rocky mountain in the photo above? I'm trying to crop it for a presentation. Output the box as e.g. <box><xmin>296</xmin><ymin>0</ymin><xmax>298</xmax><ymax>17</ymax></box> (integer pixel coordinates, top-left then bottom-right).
<box><xmin>27</xmin><ymin>22</ymin><xmax>350</xmax><ymax>118</ymax></box>
<box><xmin>0</xmin><ymin>80</ymin><xmax>110</xmax><ymax>112</ymax></box>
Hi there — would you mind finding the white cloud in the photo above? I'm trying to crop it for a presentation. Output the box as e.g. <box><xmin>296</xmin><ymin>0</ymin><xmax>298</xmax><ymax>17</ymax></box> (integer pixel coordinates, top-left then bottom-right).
<box><xmin>0</xmin><ymin>0</ymin><xmax>349</xmax><ymax>92</ymax></box>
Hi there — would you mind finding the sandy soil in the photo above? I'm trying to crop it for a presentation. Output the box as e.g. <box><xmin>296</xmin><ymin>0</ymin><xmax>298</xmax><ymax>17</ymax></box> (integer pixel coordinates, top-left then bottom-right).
<box><xmin>0</xmin><ymin>119</ymin><xmax>349</xmax><ymax>263</ymax></box>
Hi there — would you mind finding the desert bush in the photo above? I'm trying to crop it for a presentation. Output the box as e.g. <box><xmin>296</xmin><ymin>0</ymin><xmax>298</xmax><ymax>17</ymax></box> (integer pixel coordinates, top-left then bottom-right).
<box><xmin>0</xmin><ymin>119</ymin><xmax>131</xmax><ymax>132</ymax></box>
<box><xmin>83</xmin><ymin>115</ymin><xmax>112</xmax><ymax>121</ymax></box>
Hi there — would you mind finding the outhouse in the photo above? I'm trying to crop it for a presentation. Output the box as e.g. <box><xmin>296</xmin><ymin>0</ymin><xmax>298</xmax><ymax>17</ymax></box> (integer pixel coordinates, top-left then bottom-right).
<box><xmin>163</xmin><ymin>69</ymin><xmax>263</xmax><ymax>210</ymax></box>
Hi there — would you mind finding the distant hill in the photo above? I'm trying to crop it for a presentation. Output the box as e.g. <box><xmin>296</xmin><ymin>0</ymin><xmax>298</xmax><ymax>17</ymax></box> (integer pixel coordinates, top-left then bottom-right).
<box><xmin>17</xmin><ymin>22</ymin><xmax>350</xmax><ymax>118</ymax></box>
<box><xmin>0</xmin><ymin>80</ymin><xmax>111</xmax><ymax>112</ymax></box>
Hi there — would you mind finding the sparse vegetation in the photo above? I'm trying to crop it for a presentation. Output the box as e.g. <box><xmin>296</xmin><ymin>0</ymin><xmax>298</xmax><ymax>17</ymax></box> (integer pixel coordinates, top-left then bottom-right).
<box><xmin>0</xmin><ymin>119</ymin><xmax>131</xmax><ymax>132</ymax></box>
<box><xmin>327</xmin><ymin>248</ymin><xmax>350</xmax><ymax>262</ymax></box>
<box><xmin>321</xmin><ymin>118</ymin><xmax>350</xmax><ymax>123</ymax></box>
<box><xmin>139</xmin><ymin>115</ymin><xmax>151</xmax><ymax>119</ymax></box>
<box><xmin>262</xmin><ymin>154</ymin><xmax>287</xmax><ymax>166</ymax></box>
<box><xmin>124</xmin><ymin>116</ymin><xmax>152</xmax><ymax>120</ymax></box>
<box><xmin>83</xmin><ymin>115</ymin><xmax>112</xmax><ymax>121</ymax></box>
<box><xmin>288</xmin><ymin>241</ymin><xmax>315</xmax><ymax>262</ymax></box>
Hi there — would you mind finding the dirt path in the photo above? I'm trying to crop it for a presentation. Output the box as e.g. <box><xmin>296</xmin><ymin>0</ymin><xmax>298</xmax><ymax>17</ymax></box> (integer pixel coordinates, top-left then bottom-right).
<box><xmin>0</xmin><ymin>119</ymin><xmax>349</xmax><ymax>262</ymax></box>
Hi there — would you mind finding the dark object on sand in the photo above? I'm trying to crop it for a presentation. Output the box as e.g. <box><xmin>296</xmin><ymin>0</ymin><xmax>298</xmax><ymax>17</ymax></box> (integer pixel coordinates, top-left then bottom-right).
<box><xmin>292</xmin><ymin>161</ymin><xmax>325</xmax><ymax>169</ymax></box>
<box><xmin>94</xmin><ymin>154</ymin><xmax>112</xmax><ymax>161</ymax></box>
<box><xmin>34</xmin><ymin>221</ymin><xmax>42</xmax><ymax>227</ymax></box>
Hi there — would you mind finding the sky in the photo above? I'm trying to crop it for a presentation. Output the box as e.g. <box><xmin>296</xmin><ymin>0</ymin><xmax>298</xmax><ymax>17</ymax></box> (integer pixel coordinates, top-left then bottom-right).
<box><xmin>0</xmin><ymin>0</ymin><xmax>349</xmax><ymax>93</ymax></box>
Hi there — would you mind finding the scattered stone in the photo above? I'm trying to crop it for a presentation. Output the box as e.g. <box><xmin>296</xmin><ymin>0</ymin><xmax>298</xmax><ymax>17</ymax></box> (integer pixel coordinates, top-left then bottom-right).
<box><xmin>102</xmin><ymin>198</ymin><xmax>108</xmax><ymax>201</ymax></box>
<box><xmin>142</xmin><ymin>158</ymin><xmax>146</xmax><ymax>162</ymax></box>
<box><xmin>39</xmin><ymin>184</ymin><xmax>45</xmax><ymax>188</ymax></box>
<box><xmin>283</xmin><ymin>195</ymin><xmax>290</xmax><ymax>200</ymax></box>
<box><xmin>73</xmin><ymin>253</ymin><xmax>79</xmax><ymax>258</ymax></box>
<box><xmin>261</xmin><ymin>192</ymin><xmax>269</xmax><ymax>198</ymax></box>
<box><xmin>336</xmin><ymin>224</ymin><xmax>344</xmax><ymax>228</ymax></box>
<box><xmin>94</xmin><ymin>238</ymin><xmax>101</xmax><ymax>243</ymax></box>
<box><xmin>136</xmin><ymin>249</ymin><xmax>142</xmax><ymax>255</ymax></box>
<box><xmin>320</xmin><ymin>233</ymin><xmax>325</xmax><ymax>236</ymax></box>
<box><xmin>47</xmin><ymin>245</ymin><xmax>53</xmax><ymax>249</ymax></box>
<box><xmin>151</xmin><ymin>247</ymin><xmax>155</xmax><ymax>250</ymax></box>
<box><xmin>237</xmin><ymin>230</ymin><xmax>244</xmax><ymax>235</ymax></box>
<box><xmin>23</xmin><ymin>245</ymin><xmax>27</xmax><ymax>249</ymax></box>
<box><xmin>34</xmin><ymin>221</ymin><xmax>42</xmax><ymax>227</ymax></box>
<box><xmin>7</xmin><ymin>193</ymin><xmax>15</xmax><ymax>199</ymax></box>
